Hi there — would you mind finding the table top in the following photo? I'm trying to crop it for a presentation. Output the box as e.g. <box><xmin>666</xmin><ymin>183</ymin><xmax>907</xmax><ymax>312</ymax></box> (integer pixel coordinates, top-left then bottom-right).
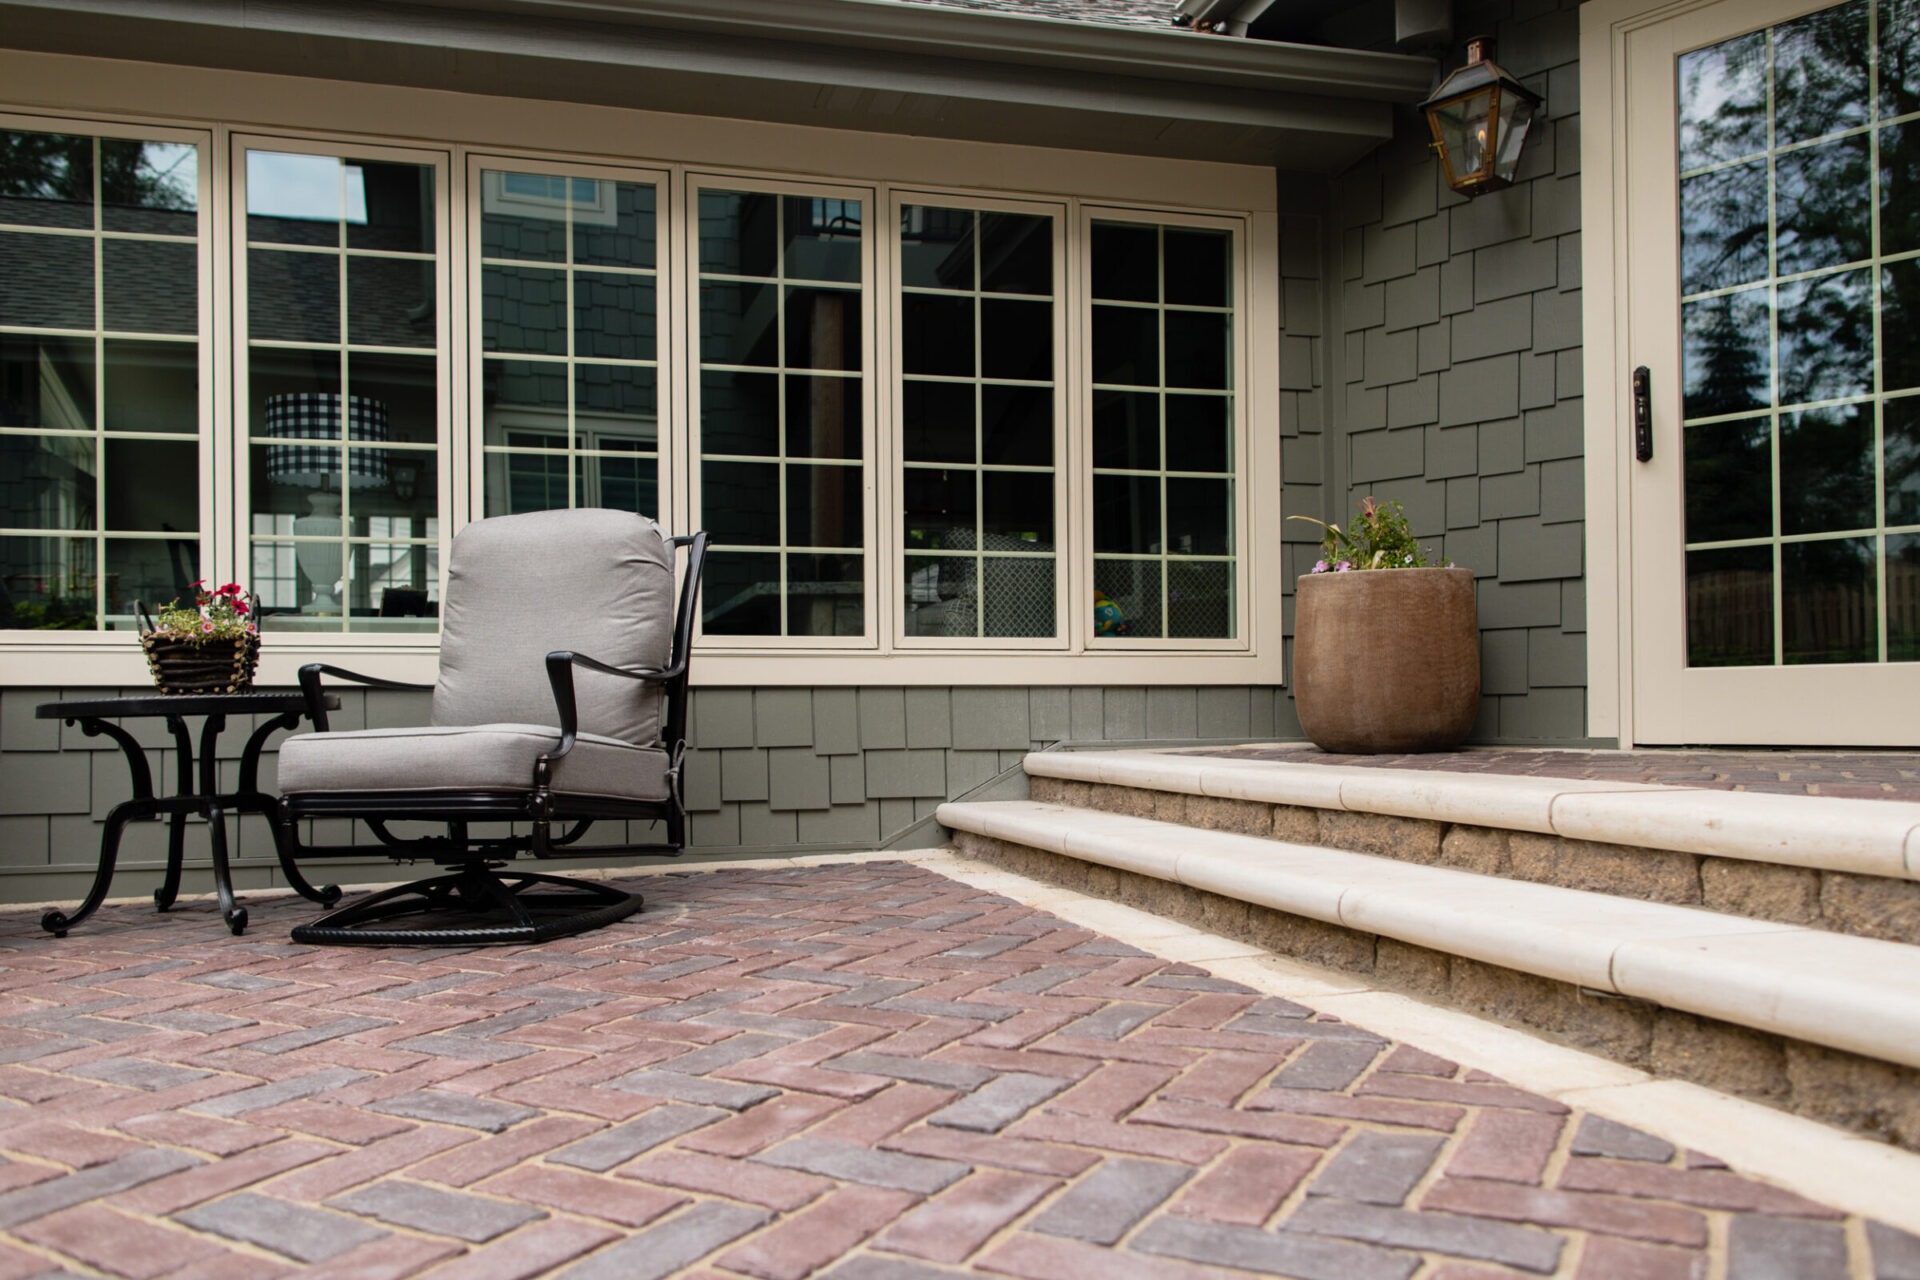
<box><xmin>38</xmin><ymin>692</ymin><xmax>340</xmax><ymax>720</ymax></box>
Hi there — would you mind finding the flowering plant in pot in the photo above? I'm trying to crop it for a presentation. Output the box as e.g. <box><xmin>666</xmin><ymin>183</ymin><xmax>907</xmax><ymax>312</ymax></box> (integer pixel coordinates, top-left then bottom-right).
<box><xmin>138</xmin><ymin>581</ymin><xmax>262</xmax><ymax>695</ymax></box>
<box><xmin>1287</xmin><ymin>498</ymin><xmax>1479</xmax><ymax>754</ymax></box>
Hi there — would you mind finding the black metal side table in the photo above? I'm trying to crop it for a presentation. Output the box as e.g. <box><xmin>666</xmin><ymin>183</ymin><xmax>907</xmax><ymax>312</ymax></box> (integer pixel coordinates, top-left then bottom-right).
<box><xmin>35</xmin><ymin>693</ymin><xmax>343</xmax><ymax>937</ymax></box>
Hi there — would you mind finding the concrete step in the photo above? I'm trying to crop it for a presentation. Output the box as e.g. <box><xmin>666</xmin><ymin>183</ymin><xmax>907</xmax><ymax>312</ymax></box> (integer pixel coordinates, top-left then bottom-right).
<box><xmin>937</xmin><ymin>771</ymin><xmax>1920</xmax><ymax>1150</ymax></box>
<box><xmin>1022</xmin><ymin>749</ymin><xmax>1920</xmax><ymax>946</ymax></box>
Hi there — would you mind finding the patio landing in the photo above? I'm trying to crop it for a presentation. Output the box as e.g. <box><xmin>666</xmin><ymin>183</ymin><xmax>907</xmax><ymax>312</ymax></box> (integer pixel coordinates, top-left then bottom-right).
<box><xmin>1181</xmin><ymin>743</ymin><xmax>1920</xmax><ymax>802</ymax></box>
<box><xmin>0</xmin><ymin>856</ymin><xmax>1914</xmax><ymax>1278</ymax></box>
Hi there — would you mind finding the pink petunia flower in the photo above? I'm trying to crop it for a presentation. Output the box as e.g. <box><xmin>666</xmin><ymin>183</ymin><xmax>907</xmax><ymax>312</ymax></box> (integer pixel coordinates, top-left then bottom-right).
<box><xmin>201</xmin><ymin>620</ymin><xmax>215</xmax><ymax>633</ymax></box>
<box><xmin>1313</xmin><ymin>559</ymin><xmax>1329</xmax><ymax>574</ymax></box>
<box><xmin>1335</xmin><ymin>561</ymin><xmax>1353</xmax><ymax>572</ymax></box>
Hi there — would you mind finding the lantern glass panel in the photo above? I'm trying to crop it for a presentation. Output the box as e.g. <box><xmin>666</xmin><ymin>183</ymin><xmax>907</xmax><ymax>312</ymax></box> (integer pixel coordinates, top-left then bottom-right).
<box><xmin>1434</xmin><ymin>88</ymin><xmax>1497</xmax><ymax>186</ymax></box>
<box><xmin>1493</xmin><ymin>90</ymin><xmax>1535</xmax><ymax>183</ymax></box>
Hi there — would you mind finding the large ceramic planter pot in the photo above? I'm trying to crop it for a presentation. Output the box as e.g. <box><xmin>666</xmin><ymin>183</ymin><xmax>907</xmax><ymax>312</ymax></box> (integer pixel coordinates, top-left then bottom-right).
<box><xmin>1293</xmin><ymin>567</ymin><xmax>1479</xmax><ymax>754</ymax></box>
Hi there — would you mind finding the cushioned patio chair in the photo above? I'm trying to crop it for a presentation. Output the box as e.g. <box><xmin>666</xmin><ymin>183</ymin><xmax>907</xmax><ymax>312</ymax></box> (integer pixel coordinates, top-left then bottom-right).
<box><xmin>274</xmin><ymin>509</ymin><xmax>707</xmax><ymax>945</ymax></box>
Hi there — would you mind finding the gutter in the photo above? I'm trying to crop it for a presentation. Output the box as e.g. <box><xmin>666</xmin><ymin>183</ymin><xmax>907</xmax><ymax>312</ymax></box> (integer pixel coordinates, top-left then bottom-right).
<box><xmin>378</xmin><ymin>0</ymin><xmax>1435</xmax><ymax>101</ymax></box>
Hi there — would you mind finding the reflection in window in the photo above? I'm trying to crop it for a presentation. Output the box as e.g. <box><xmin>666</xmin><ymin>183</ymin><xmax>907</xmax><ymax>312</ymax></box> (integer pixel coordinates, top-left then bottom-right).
<box><xmin>243</xmin><ymin>147</ymin><xmax>440</xmax><ymax>632</ymax></box>
<box><xmin>901</xmin><ymin>204</ymin><xmax>1057</xmax><ymax>640</ymax></box>
<box><xmin>477</xmin><ymin>168</ymin><xmax>660</xmax><ymax>523</ymax></box>
<box><xmin>698</xmin><ymin>188</ymin><xmax>865</xmax><ymax>638</ymax></box>
<box><xmin>0</xmin><ymin>128</ymin><xmax>201</xmax><ymax>631</ymax></box>
<box><xmin>1089</xmin><ymin>220</ymin><xmax>1236</xmax><ymax>640</ymax></box>
<box><xmin>1676</xmin><ymin>0</ymin><xmax>1920</xmax><ymax>666</ymax></box>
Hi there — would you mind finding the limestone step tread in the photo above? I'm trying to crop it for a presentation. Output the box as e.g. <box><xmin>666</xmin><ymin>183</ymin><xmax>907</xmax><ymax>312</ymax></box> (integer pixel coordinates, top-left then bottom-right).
<box><xmin>1025</xmin><ymin>749</ymin><xmax>1920</xmax><ymax>881</ymax></box>
<box><xmin>936</xmin><ymin>798</ymin><xmax>1920</xmax><ymax>1072</ymax></box>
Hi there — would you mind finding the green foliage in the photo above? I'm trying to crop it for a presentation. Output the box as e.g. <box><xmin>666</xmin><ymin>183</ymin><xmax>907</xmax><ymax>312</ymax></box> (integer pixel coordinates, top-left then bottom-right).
<box><xmin>1289</xmin><ymin>496</ymin><xmax>1446</xmax><ymax>572</ymax></box>
<box><xmin>150</xmin><ymin>581</ymin><xmax>257</xmax><ymax>645</ymax></box>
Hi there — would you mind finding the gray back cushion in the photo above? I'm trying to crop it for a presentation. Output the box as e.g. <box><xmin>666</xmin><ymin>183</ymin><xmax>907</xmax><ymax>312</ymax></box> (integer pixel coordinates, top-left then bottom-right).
<box><xmin>432</xmin><ymin>509</ymin><xmax>675</xmax><ymax>744</ymax></box>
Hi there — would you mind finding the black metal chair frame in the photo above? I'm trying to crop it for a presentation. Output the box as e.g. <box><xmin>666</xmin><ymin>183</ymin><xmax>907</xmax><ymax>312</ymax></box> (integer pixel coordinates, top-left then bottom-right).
<box><xmin>276</xmin><ymin>531</ymin><xmax>707</xmax><ymax>946</ymax></box>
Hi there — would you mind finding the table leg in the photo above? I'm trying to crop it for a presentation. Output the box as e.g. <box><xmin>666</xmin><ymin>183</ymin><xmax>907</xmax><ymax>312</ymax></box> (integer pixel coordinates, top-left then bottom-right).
<box><xmin>155</xmin><ymin>811</ymin><xmax>187</xmax><ymax>912</ymax></box>
<box><xmin>196</xmin><ymin>714</ymin><xmax>246</xmax><ymax>935</ymax></box>
<box><xmin>156</xmin><ymin>717</ymin><xmax>195</xmax><ymax>913</ymax></box>
<box><xmin>44</xmin><ymin>717</ymin><xmax>155</xmax><ymax>937</ymax></box>
<box><xmin>43</xmin><ymin>798</ymin><xmax>158</xmax><ymax>937</ymax></box>
<box><xmin>204</xmin><ymin>800</ymin><xmax>246</xmax><ymax>935</ymax></box>
<box><xmin>238</xmin><ymin>712</ymin><xmax>341</xmax><ymax>907</ymax></box>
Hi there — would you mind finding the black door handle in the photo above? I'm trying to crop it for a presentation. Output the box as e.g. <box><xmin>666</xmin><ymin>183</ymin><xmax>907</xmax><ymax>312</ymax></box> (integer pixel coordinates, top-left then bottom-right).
<box><xmin>1633</xmin><ymin>366</ymin><xmax>1653</xmax><ymax>462</ymax></box>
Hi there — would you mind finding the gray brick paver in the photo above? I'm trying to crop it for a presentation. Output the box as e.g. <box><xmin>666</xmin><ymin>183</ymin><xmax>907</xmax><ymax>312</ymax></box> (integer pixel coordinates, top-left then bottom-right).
<box><xmin>329</xmin><ymin>1179</ymin><xmax>546</xmax><ymax>1243</ymax></box>
<box><xmin>1309</xmin><ymin>1132</ymin><xmax>1448</xmax><ymax>1206</ymax></box>
<box><xmin>1027</xmin><ymin>1157</ymin><xmax>1192</xmax><ymax>1244</ymax></box>
<box><xmin>1726</xmin><ymin>1215</ymin><xmax>1850</xmax><ymax>1280</ymax></box>
<box><xmin>1133</xmin><ymin>1216</ymin><xmax>1420</xmax><ymax>1280</ymax></box>
<box><xmin>656</xmin><ymin>1032</ymin><xmax>789</xmax><ymax>1075</ymax></box>
<box><xmin>610</xmin><ymin>1069</ymin><xmax>779</xmax><ymax>1110</ymax></box>
<box><xmin>758</xmin><ymin>1137</ymin><xmax>971</xmax><ymax>1194</ymax></box>
<box><xmin>1869</xmin><ymin>1221</ymin><xmax>1920</xmax><ymax>1279</ymax></box>
<box><xmin>929</xmin><ymin>1072</ymin><xmax>1069</xmax><ymax>1133</ymax></box>
<box><xmin>826</xmin><ymin>1051</ymin><xmax>993</xmax><ymax>1091</ymax></box>
<box><xmin>244</xmin><ymin>1016</ymin><xmax>394</xmax><ymax>1054</ymax></box>
<box><xmin>177</xmin><ymin>1191</ymin><xmax>389</xmax><ymax>1263</ymax></box>
<box><xmin>189</xmin><ymin>1068</ymin><xmax>370</xmax><ymax>1117</ymax></box>
<box><xmin>1571</xmin><ymin>1114</ymin><xmax>1676</xmax><ymax>1163</ymax></box>
<box><xmin>0</xmin><ymin>1149</ymin><xmax>201</xmax><ymax>1229</ymax></box>
<box><xmin>550</xmin><ymin>1105</ymin><xmax>728</xmax><ymax>1171</ymax></box>
<box><xmin>556</xmin><ymin>1201</ymin><xmax>773</xmax><ymax>1280</ymax></box>
<box><xmin>367</xmin><ymin>1090</ymin><xmax>539</xmax><ymax>1133</ymax></box>
<box><xmin>1287</xmin><ymin>1198</ymin><xmax>1566</xmax><ymax>1274</ymax></box>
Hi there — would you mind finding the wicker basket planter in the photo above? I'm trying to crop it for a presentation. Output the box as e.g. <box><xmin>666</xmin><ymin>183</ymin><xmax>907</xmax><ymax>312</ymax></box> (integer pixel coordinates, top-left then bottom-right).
<box><xmin>140</xmin><ymin>632</ymin><xmax>261</xmax><ymax>695</ymax></box>
<box><xmin>137</xmin><ymin>597</ymin><xmax>261</xmax><ymax>695</ymax></box>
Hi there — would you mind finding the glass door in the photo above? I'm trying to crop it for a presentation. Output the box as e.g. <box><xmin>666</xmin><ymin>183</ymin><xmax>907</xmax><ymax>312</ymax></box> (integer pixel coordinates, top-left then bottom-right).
<box><xmin>1626</xmin><ymin>0</ymin><xmax>1920</xmax><ymax>743</ymax></box>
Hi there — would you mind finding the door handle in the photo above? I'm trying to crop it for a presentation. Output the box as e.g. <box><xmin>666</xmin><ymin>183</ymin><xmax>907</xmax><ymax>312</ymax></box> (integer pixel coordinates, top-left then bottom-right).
<box><xmin>1633</xmin><ymin>366</ymin><xmax>1653</xmax><ymax>462</ymax></box>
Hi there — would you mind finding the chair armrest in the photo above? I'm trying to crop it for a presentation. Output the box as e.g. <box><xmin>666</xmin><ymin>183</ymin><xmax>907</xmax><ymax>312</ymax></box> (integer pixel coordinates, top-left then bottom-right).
<box><xmin>543</xmin><ymin>650</ymin><xmax>682</xmax><ymax>760</ymax></box>
<box><xmin>297</xmin><ymin>663</ymin><xmax>434</xmax><ymax>732</ymax></box>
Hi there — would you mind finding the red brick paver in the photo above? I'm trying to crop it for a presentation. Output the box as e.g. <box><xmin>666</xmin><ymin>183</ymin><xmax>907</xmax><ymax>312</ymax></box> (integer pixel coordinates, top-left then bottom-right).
<box><xmin>0</xmin><ymin>861</ymin><xmax>1909</xmax><ymax>1277</ymax></box>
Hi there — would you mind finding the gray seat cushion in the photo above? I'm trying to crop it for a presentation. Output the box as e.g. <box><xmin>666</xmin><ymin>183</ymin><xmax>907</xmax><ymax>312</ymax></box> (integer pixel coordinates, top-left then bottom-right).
<box><xmin>278</xmin><ymin>723</ymin><xmax>671</xmax><ymax>803</ymax></box>
<box><xmin>433</xmin><ymin>509</ymin><xmax>675</xmax><ymax>745</ymax></box>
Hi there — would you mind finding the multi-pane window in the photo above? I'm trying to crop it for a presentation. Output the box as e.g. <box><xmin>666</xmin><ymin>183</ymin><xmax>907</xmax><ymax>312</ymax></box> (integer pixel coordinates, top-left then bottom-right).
<box><xmin>477</xmin><ymin>167</ymin><xmax>662</xmax><ymax>521</ymax></box>
<box><xmin>242</xmin><ymin>145</ymin><xmax>442</xmax><ymax>631</ymax></box>
<box><xmin>0</xmin><ymin>126</ymin><xmax>203</xmax><ymax>631</ymax></box>
<box><xmin>900</xmin><ymin>203</ymin><xmax>1059</xmax><ymax>640</ymax></box>
<box><xmin>697</xmin><ymin>188</ymin><xmax>866</xmax><ymax>638</ymax></box>
<box><xmin>1678</xmin><ymin>0</ymin><xmax>1920</xmax><ymax>665</ymax></box>
<box><xmin>1089</xmin><ymin>219</ymin><xmax>1237</xmax><ymax>639</ymax></box>
<box><xmin>0</xmin><ymin>124</ymin><xmax>1255</xmax><ymax>662</ymax></box>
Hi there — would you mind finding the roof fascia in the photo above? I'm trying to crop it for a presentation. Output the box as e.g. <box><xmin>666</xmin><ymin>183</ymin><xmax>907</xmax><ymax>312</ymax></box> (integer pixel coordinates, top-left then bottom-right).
<box><xmin>307</xmin><ymin>0</ymin><xmax>1435</xmax><ymax>102</ymax></box>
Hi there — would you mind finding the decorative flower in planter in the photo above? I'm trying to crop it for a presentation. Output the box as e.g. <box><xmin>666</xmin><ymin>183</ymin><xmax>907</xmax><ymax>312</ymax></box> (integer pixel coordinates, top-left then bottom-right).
<box><xmin>139</xmin><ymin>581</ymin><xmax>262</xmax><ymax>694</ymax></box>
<box><xmin>1291</xmin><ymin>496</ymin><xmax>1452</xmax><ymax>573</ymax></box>
<box><xmin>1287</xmin><ymin>498</ymin><xmax>1478</xmax><ymax>755</ymax></box>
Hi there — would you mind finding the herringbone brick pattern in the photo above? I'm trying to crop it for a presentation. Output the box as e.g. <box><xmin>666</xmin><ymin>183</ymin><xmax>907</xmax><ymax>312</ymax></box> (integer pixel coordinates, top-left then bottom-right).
<box><xmin>0</xmin><ymin>861</ymin><xmax>1908</xmax><ymax>1278</ymax></box>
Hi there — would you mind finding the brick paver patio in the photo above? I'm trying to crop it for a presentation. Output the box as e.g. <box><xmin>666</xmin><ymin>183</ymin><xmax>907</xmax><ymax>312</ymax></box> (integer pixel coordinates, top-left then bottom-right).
<box><xmin>1189</xmin><ymin>745</ymin><xmax>1920</xmax><ymax>802</ymax></box>
<box><xmin>0</xmin><ymin>860</ymin><xmax>1912</xmax><ymax>1278</ymax></box>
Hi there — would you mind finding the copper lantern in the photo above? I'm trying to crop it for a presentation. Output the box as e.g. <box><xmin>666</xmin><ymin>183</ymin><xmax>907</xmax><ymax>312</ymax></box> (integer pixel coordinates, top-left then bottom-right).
<box><xmin>1420</xmin><ymin>36</ymin><xmax>1542</xmax><ymax>198</ymax></box>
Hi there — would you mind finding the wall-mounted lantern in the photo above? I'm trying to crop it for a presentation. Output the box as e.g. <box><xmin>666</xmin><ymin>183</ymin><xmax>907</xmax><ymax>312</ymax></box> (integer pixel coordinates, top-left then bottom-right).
<box><xmin>1420</xmin><ymin>35</ymin><xmax>1542</xmax><ymax>198</ymax></box>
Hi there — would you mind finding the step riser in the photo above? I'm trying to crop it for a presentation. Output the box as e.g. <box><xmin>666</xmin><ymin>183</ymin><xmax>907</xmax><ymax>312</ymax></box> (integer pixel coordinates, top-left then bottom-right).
<box><xmin>1030</xmin><ymin>775</ymin><xmax>1920</xmax><ymax>947</ymax></box>
<box><xmin>953</xmin><ymin>828</ymin><xmax>1920</xmax><ymax>1154</ymax></box>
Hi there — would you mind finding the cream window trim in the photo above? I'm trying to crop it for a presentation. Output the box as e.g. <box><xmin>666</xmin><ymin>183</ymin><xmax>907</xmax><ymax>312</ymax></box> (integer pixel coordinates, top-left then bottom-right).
<box><xmin>0</xmin><ymin>113</ymin><xmax>216</xmax><ymax>648</ymax></box>
<box><xmin>889</xmin><ymin>190</ymin><xmax>1072</xmax><ymax>652</ymax></box>
<box><xmin>685</xmin><ymin>172</ymin><xmax>880</xmax><ymax>651</ymax></box>
<box><xmin>1078</xmin><ymin>205</ymin><xmax>1253</xmax><ymax>653</ymax></box>
<box><xmin>464</xmin><ymin>154</ymin><xmax>674</xmax><ymax>531</ymax></box>
<box><xmin>230</xmin><ymin>134</ymin><xmax>454</xmax><ymax>641</ymax></box>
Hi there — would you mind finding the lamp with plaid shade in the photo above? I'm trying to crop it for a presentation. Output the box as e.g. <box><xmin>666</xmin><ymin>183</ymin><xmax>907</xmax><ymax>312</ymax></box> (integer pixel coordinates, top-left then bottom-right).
<box><xmin>264</xmin><ymin>393</ymin><xmax>390</xmax><ymax>615</ymax></box>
